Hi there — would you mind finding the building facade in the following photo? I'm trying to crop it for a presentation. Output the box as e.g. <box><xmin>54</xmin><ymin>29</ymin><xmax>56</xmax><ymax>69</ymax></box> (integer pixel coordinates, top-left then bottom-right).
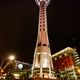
<box><xmin>52</xmin><ymin>47</ymin><xmax>77</xmax><ymax>80</ymax></box>
<box><xmin>5</xmin><ymin>61</ymin><xmax>31</xmax><ymax>80</ymax></box>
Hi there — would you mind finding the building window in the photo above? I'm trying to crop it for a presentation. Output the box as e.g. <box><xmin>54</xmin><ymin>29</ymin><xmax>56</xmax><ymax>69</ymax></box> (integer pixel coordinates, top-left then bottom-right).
<box><xmin>43</xmin><ymin>28</ymin><xmax>45</xmax><ymax>31</ymax></box>
<box><xmin>40</xmin><ymin>25</ymin><xmax>41</xmax><ymax>27</ymax></box>
<box><xmin>40</xmin><ymin>18</ymin><xmax>42</xmax><ymax>20</ymax></box>
<box><xmin>43</xmin><ymin>21</ymin><xmax>45</xmax><ymax>23</ymax></box>
<box><xmin>43</xmin><ymin>18</ymin><xmax>45</xmax><ymax>20</ymax></box>
<box><xmin>43</xmin><ymin>24</ymin><xmax>45</xmax><ymax>27</ymax></box>
<box><xmin>37</xmin><ymin>42</ymin><xmax>41</xmax><ymax>46</ymax></box>
<box><xmin>43</xmin><ymin>44</ymin><xmax>46</xmax><ymax>46</ymax></box>
<box><xmin>40</xmin><ymin>28</ymin><xmax>41</xmax><ymax>31</ymax></box>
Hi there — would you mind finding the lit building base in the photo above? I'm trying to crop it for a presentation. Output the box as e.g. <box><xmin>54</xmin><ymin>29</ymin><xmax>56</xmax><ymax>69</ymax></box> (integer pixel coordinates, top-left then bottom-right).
<box><xmin>31</xmin><ymin>69</ymin><xmax>56</xmax><ymax>79</ymax></box>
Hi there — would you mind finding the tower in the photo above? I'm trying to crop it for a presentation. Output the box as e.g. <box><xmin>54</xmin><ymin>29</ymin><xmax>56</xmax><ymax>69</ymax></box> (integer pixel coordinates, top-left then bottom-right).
<box><xmin>32</xmin><ymin>0</ymin><xmax>56</xmax><ymax>79</ymax></box>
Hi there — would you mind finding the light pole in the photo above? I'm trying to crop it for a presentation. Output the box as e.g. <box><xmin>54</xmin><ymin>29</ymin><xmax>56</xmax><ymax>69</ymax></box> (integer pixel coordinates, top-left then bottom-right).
<box><xmin>0</xmin><ymin>55</ymin><xmax>15</xmax><ymax>74</ymax></box>
<box><xmin>3</xmin><ymin>55</ymin><xmax>15</xmax><ymax>70</ymax></box>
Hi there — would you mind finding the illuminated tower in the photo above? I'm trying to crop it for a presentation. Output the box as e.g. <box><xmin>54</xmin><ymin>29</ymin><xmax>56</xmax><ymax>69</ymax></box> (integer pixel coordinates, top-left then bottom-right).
<box><xmin>32</xmin><ymin>0</ymin><xmax>56</xmax><ymax>79</ymax></box>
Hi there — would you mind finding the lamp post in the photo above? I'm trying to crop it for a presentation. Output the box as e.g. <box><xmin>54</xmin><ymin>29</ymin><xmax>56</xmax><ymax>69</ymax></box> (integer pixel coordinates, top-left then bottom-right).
<box><xmin>2</xmin><ymin>55</ymin><xmax>15</xmax><ymax>71</ymax></box>
<box><xmin>0</xmin><ymin>55</ymin><xmax>15</xmax><ymax>76</ymax></box>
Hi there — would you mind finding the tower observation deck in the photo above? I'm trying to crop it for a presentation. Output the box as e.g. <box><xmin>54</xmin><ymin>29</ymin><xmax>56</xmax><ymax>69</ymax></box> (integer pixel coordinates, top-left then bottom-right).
<box><xmin>32</xmin><ymin>0</ymin><xmax>56</xmax><ymax>79</ymax></box>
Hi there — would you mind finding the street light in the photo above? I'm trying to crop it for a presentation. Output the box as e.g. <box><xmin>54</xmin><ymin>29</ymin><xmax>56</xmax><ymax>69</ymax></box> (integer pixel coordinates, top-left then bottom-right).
<box><xmin>0</xmin><ymin>55</ymin><xmax>15</xmax><ymax>68</ymax></box>
<box><xmin>8</xmin><ymin>55</ymin><xmax>15</xmax><ymax>61</ymax></box>
<box><xmin>0</xmin><ymin>55</ymin><xmax>16</xmax><ymax>74</ymax></box>
<box><xmin>3</xmin><ymin>55</ymin><xmax>16</xmax><ymax>70</ymax></box>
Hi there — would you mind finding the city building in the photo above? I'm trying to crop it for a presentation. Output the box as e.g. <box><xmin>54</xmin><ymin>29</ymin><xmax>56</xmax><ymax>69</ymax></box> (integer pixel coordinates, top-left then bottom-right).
<box><xmin>13</xmin><ymin>60</ymin><xmax>30</xmax><ymax>70</ymax></box>
<box><xmin>5</xmin><ymin>61</ymin><xmax>31</xmax><ymax>80</ymax></box>
<box><xmin>32</xmin><ymin>0</ymin><xmax>56</xmax><ymax>79</ymax></box>
<box><xmin>52</xmin><ymin>47</ymin><xmax>78</xmax><ymax>80</ymax></box>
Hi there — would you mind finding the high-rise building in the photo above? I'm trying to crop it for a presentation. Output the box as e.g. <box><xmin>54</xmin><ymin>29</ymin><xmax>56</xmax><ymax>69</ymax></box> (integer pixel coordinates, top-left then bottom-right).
<box><xmin>52</xmin><ymin>47</ymin><xmax>77</xmax><ymax>80</ymax></box>
<box><xmin>32</xmin><ymin>0</ymin><xmax>56</xmax><ymax>79</ymax></box>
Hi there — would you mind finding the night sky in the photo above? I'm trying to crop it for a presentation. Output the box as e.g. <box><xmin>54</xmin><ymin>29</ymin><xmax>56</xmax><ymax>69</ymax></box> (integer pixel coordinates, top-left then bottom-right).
<box><xmin>0</xmin><ymin>0</ymin><xmax>80</xmax><ymax>63</ymax></box>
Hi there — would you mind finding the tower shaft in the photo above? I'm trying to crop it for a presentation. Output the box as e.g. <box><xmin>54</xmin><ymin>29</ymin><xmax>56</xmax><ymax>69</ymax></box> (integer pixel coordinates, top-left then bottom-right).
<box><xmin>32</xmin><ymin>0</ymin><xmax>56</xmax><ymax>79</ymax></box>
<box><xmin>37</xmin><ymin>1</ymin><xmax>49</xmax><ymax>47</ymax></box>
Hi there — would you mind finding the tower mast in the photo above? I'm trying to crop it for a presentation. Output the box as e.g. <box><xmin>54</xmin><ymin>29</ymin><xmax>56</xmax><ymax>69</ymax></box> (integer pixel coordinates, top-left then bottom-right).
<box><xmin>32</xmin><ymin>0</ymin><xmax>56</xmax><ymax>79</ymax></box>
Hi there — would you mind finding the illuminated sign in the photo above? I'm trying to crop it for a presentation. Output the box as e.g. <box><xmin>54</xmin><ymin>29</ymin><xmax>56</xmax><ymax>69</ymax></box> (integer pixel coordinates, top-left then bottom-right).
<box><xmin>18</xmin><ymin>64</ymin><xmax>23</xmax><ymax>69</ymax></box>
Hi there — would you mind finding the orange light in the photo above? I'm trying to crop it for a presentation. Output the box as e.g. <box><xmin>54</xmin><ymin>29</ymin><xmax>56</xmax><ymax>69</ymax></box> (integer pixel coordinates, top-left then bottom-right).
<box><xmin>77</xmin><ymin>68</ymin><xmax>80</xmax><ymax>74</ymax></box>
<box><xmin>8</xmin><ymin>55</ymin><xmax>15</xmax><ymax>61</ymax></box>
